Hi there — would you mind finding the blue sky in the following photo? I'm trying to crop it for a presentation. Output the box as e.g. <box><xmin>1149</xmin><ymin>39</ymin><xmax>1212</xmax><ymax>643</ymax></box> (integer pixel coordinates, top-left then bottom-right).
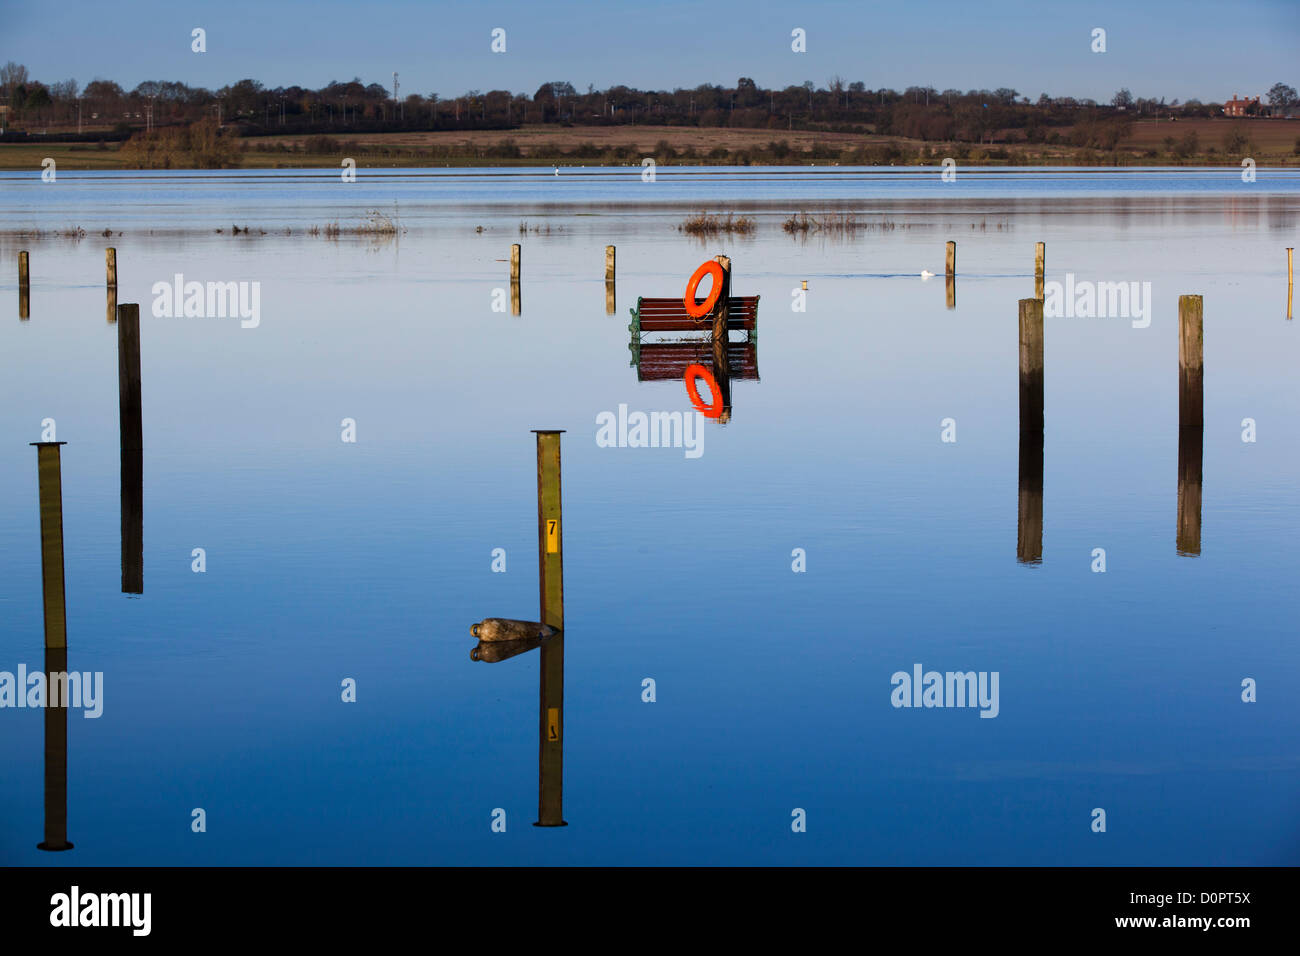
<box><xmin>2</xmin><ymin>0</ymin><xmax>1295</xmax><ymax>102</ymax></box>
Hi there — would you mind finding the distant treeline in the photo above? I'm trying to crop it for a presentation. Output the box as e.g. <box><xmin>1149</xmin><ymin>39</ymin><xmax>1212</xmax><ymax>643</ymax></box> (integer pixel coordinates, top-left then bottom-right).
<box><xmin>3</xmin><ymin>61</ymin><xmax>1296</xmax><ymax>145</ymax></box>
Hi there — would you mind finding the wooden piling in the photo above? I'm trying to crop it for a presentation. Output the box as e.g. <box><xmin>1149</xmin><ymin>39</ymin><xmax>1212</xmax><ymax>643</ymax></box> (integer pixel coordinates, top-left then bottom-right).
<box><xmin>1288</xmin><ymin>247</ymin><xmax>1293</xmax><ymax>320</ymax></box>
<box><xmin>117</xmin><ymin>304</ymin><xmax>143</xmax><ymax>594</ymax></box>
<box><xmin>511</xmin><ymin>244</ymin><xmax>521</xmax><ymax>315</ymax></box>
<box><xmin>19</xmin><ymin>249</ymin><xmax>30</xmax><ymax>319</ymax></box>
<box><xmin>605</xmin><ymin>245</ymin><xmax>616</xmax><ymax>315</ymax></box>
<box><xmin>604</xmin><ymin>245</ymin><xmax>615</xmax><ymax>282</ymax></box>
<box><xmin>945</xmin><ymin>273</ymin><xmax>956</xmax><ymax>310</ymax></box>
<box><xmin>710</xmin><ymin>256</ymin><xmax>733</xmax><ymax>422</ymax></box>
<box><xmin>117</xmin><ymin>304</ymin><xmax>143</xmax><ymax>453</ymax></box>
<box><xmin>107</xmin><ymin>245</ymin><xmax>118</xmax><ymax>324</ymax></box>
<box><xmin>945</xmin><ymin>240</ymin><xmax>956</xmax><ymax>277</ymax></box>
<box><xmin>1034</xmin><ymin>242</ymin><xmax>1045</xmax><ymax>300</ymax></box>
<box><xmin>1176</xmin><ymin>426</ymin><xmax>1203</xmax><ymax>556</ymax></box>
<box><xmin>1178</xmin><ymin>295</ymin><xmax>1203</xmax><ymax>431</ymax></box>
<box><xmin>533</xmin><ymin>429</ymin><xmax>566</xmax><ymax>827</ymax></box>
<box><xmin>32</xmin><ymin>442</ymin><xmax>73</xmax><ymax>852</ymax></box>
<box><xmin>1019</xmin><ymin>298</ymin><xmax>1045</xmax><ymax>432</ymax></box>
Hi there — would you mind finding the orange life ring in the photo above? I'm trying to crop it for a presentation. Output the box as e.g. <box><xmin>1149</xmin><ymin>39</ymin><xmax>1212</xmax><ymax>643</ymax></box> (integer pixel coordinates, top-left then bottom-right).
<box><xmin>683</xmin><ymin>260</ymin><xmax>724</xmax><ymax>318</ymax></box>
<box><xmin>683</xmin><ymin>363</ymin><xmax>724</xmax><ymax>418</ymax></box>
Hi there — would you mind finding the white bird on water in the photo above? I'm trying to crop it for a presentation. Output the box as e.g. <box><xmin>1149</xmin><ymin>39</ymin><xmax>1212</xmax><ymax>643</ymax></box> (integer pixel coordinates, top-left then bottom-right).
<box><xmin>920</xmin><ymin>269</ymin><xmax>936</xmax><ymax>279</ymax></box>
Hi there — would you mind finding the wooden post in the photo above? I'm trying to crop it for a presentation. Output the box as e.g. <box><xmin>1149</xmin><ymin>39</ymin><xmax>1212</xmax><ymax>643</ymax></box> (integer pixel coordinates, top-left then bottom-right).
<box><xmin>605</xmin><ymin>245</ymin><xmax>616</xmax><ymax>315</ymax></box>
<box><xmin>1017</xmin><ymin>431</ymin><xmax>1044</xmax><ymax>565</ymax></box>
<box><xmin>1019</xmin><ymin>298</ymin><xmax>1044</xmax><ymax>432</ymax></box>
<box><xmin>1287</xmin><ymin>247</ymin><xmax>1293</xmax><ymax>320</ymax></box>
<box><xmin>533</xmin><ymin>430</ymin><xmax>566</xmax><ymax>827</ymax></box>
<box><xmin>19</xmin><ymin>249</ymin><xmax>30</xmax><ymax>319</ymax></box>
<box><xmin>945</xmin><ymin>272</ymin><xmax>956</xmax><ymax>310</ymax></box>
<box><xmin>1019</xmin><ymin>271</ymin><xmax>1046</xmax><ymax>562</ymax></box>
<box><xmin>1034</xmin><ymin>242</ymin><xmax>1045</xmax><ymax>300</ymax></box>
<box><xmin>117</xmin><ymin>304</ymin><xmax>143</xmax><ymax>594</ymax></box>
<box><xmin>32</xmin><ymin>442</ymin><xmax>73</xmax><ymax>852</ymax></box>
<box><xmin>1178</xmin><ymin>295</ymin><xmax>1204</xmax><ymax>431</ymax></box>
<box><xmin>710</xmin><ymin>256</ymin><xmax>732</xmax><ymax>423</ymax></box>
<box><xmin>1177</xmin><ymin>427</ymin><xmax>1203</xmax><ymax>556</ymax></box>
<box><xmin>106</xmin><ymin>247</ymin><xmax>117</xmax><ymax>324</ymax></box>
<box><xmin>945</xmin><ymin>240</ymin><xmax>956</xmax><ymax>277</ymax></box>
<box><xmin>510</xmin><ymin>244</ymin><xmax>521</xmax><ymax>316</ymax></box>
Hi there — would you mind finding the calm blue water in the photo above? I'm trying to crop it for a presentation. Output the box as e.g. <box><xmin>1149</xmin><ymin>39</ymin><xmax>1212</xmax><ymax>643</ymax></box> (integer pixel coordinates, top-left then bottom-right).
<box><xmin>1</xmin><ymin>167</ymin><xmax>1298</xmax><ymax>864</ymax></box>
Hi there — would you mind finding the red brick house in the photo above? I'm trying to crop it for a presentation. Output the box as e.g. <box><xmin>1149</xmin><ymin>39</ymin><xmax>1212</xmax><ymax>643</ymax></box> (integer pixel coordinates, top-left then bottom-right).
<box><xmin>1223</xmin><ymin>94</ymin><xmax>1260</xmax><ymax>116</ymax></box>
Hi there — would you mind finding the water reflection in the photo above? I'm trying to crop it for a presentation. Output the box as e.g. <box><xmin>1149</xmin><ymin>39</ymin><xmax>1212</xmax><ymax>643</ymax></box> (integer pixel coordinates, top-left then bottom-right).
<box><xmin>1177</xmin><ymin>428</ymin><xmax>1204</xmax><ymax>556</ymax></box>
<box><xmin>1017</xmin><ymin>431</ymin><xmax>1045</xmax><ymax>565</ymax></box>
<box><xmin>32</xmin><ymin>441</ymin><xmax>73</xmax><ymax>851</ymax></box>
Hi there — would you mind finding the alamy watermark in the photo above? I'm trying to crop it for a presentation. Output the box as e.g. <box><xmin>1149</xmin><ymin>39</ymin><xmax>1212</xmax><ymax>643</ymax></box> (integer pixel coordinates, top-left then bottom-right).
<box><xmin>596</xmin><ymin>404</ymin><xmax>704</xmax><ymax>459</ymax></box>
<box><xmin>152</xmin><ymin>273</ymin><xmax>260</xmax><ymax>328</ymax></box>
<box><xmin>1044</xmin><ymin>273</ymin><xmax>1152</xmax><ymax>328</ymax></box>
<box><xmin>1</xmin><ymin>664</ymin><xmax>103</xmax><ymax>718</ymax></box>
<box><xmin>890</xmin><ymin>663</ymin><xmax>999</xmax><ymax>718</ymax></box>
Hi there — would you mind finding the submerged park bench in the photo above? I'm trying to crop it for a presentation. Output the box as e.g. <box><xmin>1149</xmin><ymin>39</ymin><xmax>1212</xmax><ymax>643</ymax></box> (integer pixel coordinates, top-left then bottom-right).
<box><xmin>628</xmin><ymin>256</ymin><xmax>761</xmax><ymax>421</ymax></box>
<box><xmin>628</xmin><ymin>255</ymin><xmax>759</xmax><ymax>381</ymax></box>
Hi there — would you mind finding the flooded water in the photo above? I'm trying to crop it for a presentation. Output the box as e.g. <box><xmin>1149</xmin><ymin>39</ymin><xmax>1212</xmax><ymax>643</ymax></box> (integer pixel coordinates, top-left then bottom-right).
<box><xmin>1</xmin><ymin>167</ymin><xmax>1298</xmax><ymax>865</ymax></box>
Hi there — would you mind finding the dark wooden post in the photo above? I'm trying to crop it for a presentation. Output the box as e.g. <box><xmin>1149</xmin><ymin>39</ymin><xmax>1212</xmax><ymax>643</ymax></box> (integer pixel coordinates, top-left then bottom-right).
<box><xmin>533</xmin><ymin>430</ymin><xmax>566</xmax><ymax>827</ymax></box>
<box><xmin>1018</xmin><ymin>296</ymin><xmax>1045</xmax><ymax>563</ymax></box>
<box><xmin>32</xmin><ymin>441</ymin><xmax>73</xmax><ymax>851</ymax></box>
<box><xmin>945</xmin><ymin>240</ymin><xmax>956</xmax><ymax>277</ymax></box>
<box><xmin>710</xmin><ymin>256</ymin><xmax>733</xmax><ymax>422</ymax></box>
<box><xmin>1177</xmin><ymin>294</ymin><xmax>1204</xmax><ymax>555</ymax></box>
<box><xmin>1178</xmin><ymin>295</ymin><xmax>1203</xmax><ymax>430</ymax></box>
<box><xmin>19</xmin><ymin>249</ymin><xmax>30</xmax><ymax>319</ymax></box>
<box><xmin>118</xmin><ymin>304</ymin><xmax>143</xmax><ymax>594</ymax></box>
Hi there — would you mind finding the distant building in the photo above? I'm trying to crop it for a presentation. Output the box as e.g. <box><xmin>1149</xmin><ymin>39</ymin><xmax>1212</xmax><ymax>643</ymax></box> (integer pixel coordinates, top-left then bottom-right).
<box><xmin>1223</xmin><ymin>94</ymin><xmax>1260</xmax><ymax>117</ymax></box>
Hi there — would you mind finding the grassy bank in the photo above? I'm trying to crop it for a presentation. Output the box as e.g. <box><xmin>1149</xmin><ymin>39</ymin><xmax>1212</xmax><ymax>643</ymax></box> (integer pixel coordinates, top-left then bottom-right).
<box><xmin>1</xmin><ymin>119</ymin><xmax>1296</xmax><ymax>170</ymax></box>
